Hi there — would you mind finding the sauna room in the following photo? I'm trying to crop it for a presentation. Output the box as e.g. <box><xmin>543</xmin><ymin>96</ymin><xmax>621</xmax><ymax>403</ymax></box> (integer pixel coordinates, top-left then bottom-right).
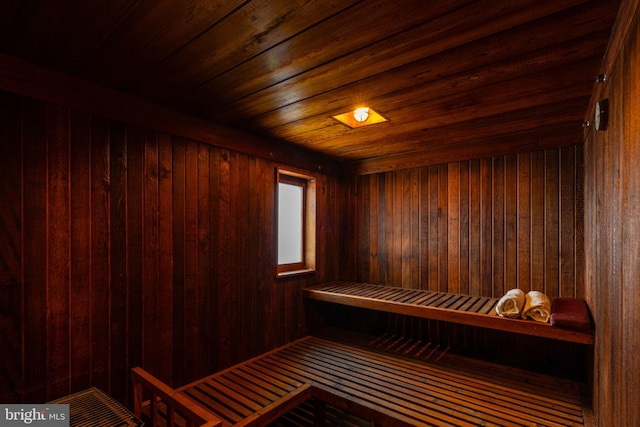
<box><xmin>0</xmin><ymin>1</ymin><xmax>638</xmax><ymax>426</ymax></box>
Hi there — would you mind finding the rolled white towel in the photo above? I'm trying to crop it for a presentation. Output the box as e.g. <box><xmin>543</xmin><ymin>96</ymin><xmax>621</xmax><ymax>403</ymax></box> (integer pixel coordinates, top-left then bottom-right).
<box><xmin>521</xmin><ymin>291</ymin><xmax>551</xmax><ymax>323</ymax></box>
<box><xmin>495</xmin><ymin>289</ymin><xmax>526</xmax><ymax>318</ymax></box>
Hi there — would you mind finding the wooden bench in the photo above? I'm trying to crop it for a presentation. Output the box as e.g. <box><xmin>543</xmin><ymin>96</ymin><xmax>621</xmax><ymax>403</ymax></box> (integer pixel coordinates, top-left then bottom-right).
<box><xmin>303</xmin><ymin>281</ymin><xmax>594</xmax><ymax>345</ymax></box>
<box><xmin>133</xmin><ymin>335</ymin><xmax>589</xmax><ymax>427</ymax></box>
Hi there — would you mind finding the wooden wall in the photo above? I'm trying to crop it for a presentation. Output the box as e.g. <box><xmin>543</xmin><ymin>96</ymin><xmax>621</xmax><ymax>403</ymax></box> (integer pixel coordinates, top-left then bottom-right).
<box><xmin>0</xmin><ymin>91</ymin><xmax>342</xmax><ymax>405</ymax></box>
<box><xmin>584</xmin><ymin>3</ymin><xmax>640</xmax><ymax>425</ymax></box>
<box><xmin>342</xmin><ymin>147</ymin><xmax>584</xmax><ymax>300</ymax></box>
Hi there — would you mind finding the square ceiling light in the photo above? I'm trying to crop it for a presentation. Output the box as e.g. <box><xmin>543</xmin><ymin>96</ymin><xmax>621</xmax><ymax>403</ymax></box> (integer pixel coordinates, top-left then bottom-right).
<box><xmin>332</xmin><ymin>107</ymin><xmax>389</xmax><ymax>128</ymax></box>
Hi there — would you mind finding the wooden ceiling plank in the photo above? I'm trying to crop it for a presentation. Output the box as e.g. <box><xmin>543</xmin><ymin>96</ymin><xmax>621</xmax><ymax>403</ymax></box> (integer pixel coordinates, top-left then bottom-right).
<box><xmin>269</xmin><ymin>56</ymin><xmax>600</xmax><ymax>150</ymax></box>
<box><xmin>319</xmin><ymin>98</ymin><xmax>589</xmax><ymax>160</ymax></box>
<box><xmin>81</xmin><ymin>0</ymin><xmax>248</xmax><ymax>88</ymax></box>
<box><xmin>37</xmin><ymin>0</ymin><xmax>142</xmax><ymax>73</ymax></box>
<box><xmin>249</xmin><ymin>27</ymin><xmax>612</xmax><ymax>136</ymax></box>
<box><xmin>215</xmin><ymin>0</ymin><xmax>615</xmax><ymax>125</ymax></box>
<box><xmin>0</xmin><ymin>0</ymin><xmax>76</xmax><ymax>61</ymax></box>
<box><xmin>174</xmin><ymin>0</ymin><xmax>476</xmax><ymax>110</ymax></box>
<box><xmin>189</xmin><ymin>0</ymin><xmax>587</xmax><ymax>117</ymax></box>
<box><xmin>0</xmin><ymin>0</ymin><xmax>24</xmax><ymax>46</ymax></box>
<box><xmin>129</xmin><ymin>0</ymin><xmax>365</xmax><ymax>103</ymax></box>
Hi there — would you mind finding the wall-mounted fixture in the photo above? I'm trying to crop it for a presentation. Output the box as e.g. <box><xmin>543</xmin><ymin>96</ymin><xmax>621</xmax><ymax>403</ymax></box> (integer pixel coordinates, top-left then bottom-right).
<box><xmin>332</xmin><ymin>107</ymin><xmax>389</xmax><ymax>128</ymax></box>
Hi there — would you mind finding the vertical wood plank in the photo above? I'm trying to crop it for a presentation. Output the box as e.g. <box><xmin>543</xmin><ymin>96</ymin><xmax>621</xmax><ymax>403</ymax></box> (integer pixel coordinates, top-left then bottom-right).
<box><xmin>0</xmin><ymin>92</ymin><xmax>23</xmax><ymax>403</ymax></box>
<box><xmin>69</xmin><ymin>109</ymin><xmax>92</xmax><ymax>394</ymax></box>
<box><xmin>401</xmin><ymin>169</ymin><xmax>412</xmax><ymax>288</ymax></box>
<box><xmin>418</xmin><ymin>168</ymin><xmax>429</xmax><ymax>289</ymax></box>
<box><xmin>369</xmin><ymin>174</ymin><xmax>380</xmax><ymax>284</ymax></box>
<box><xmin>46</xmin><ymin>104</ymin><xmax>71</xmax><ymax>399</ymax></box>
<box><xmin>228</xmin><ymin>151</ymin><xmax>241</xmax><ymax>359</ymax></box>
<box><xmin>108</xmin><ymin>120</ymin><xmax>128</xmax><ymax>402</ymax></box>
<box><xmin>393</xmin><ymin>171</ymin><xmax>403</xmax><ymax>287</ymax></box>
<box><xmin>21</xmin><ymin>97</ymin><xmax>48</xmax><ymax>403</ymax></box>
<box><xmin>410</xmin><ymin>168</ymin><xmax>420</xmax><ymax>288</ymax></box>
<box><xmin>158</xmin><ymin>133</ymin><xmax>174</xmax><ymax>381</ymax></box>
<box><xmin>235</xmin><ymin>152</ymin><xmax>249</xmax><ymax>360</ymax></box>
<box><xmin>90</xmin><ymin>116</ymin><xmax>111</xmax><ymax>391</ymax></box>
<box><xmin>245</xmin><ymin>156</ymin><xmax>259</xmax><ymax>357</ymax></box>
<box><xmin>428</xmin><ymin>165</ymin><xmax>439</xmax><ymax>291</ymax></box>
<box><xmin>492</xmin><ymin>157</ymin><xmax>505</xmax><ymax>297</ymax></box>
<box><xmin>437</xmin><ymin>165</ymin><xmax>448</xmax><ymax>292</ymax></box>
<box><xmin>560</xmin><ymin>146</ymin><xmax>576</xmax><ymax>297</ymax></box>
<box><xmin>504</xmin><ymin>154</ymin><xmax>518</xmax><ymax>290</ymax></box>
<box><xmin>208</xmin><ymin>147</ymin><xmax>221</xmax><ymax>367</ymax></box>
<box><xmin>383</xmin><ymin>172</ymin><xmax>393</xmax><ymax>285</ymax></box>
<box><xmin>253</xmin><ymin>156</ymin><xmax>269</xmax><ymax>350</ymax></box>
<box><xmin>530</xmin><ymin>151</ymin><xmax>545</xmax><ymax>291</ymax></box>
<box><xmin>142</xmin><ymin>129</ymin><xmax>161</xmax><ymax>379</ymax></box>
<box><xmin>197</xmin><ymin>143</ymin><xmax>211</xmax><ymax>369</ymax></box>
<box><xmin>545</xmin><ymin>149</ymin><xmax>560</xmax><ymax>298</ymax></box>
<box><xmin>447</xmin><ymin>162</ymin><xmax>460</xmax><ymax>293</ymax></box>
<box><xmin>479</xmin><ymin>158</ymin><xmax>492</xmax><ymax>297</ymax></box>
<box><xmin>183</xmin><ymin>140</ymin><xmax>199</xmax><ymax>377</ymax></box>
<box><xmin>574</xmin><ymin>145</ymin><xmax>585</xmax><ymax>298</ymax></box>
<box><xmin>468</xmin><ymin>159</ymin><xmax>481</xmax><ymax>296</ymax></box>
<box><xmin>517</xmin><ymin>153</ymin><xmax>531</xmax><ymax>293</ymax></box>
<box><xmin>459</xmin><ymin>161</ymin><xmax>470</xmax><ymax>295</ymax></box>
<box><xmin>359</xmin><ymin>174</ymin><xmax>370</xmax><ymax>283</ymax></box>
<box><xmin>217</xmin><ymin>148</ymin><xmax>233</xmax><ymax>368</ymax></box>
<box><xmin>171</xmin><ymin>137</ymin><xmax>186</xmax><ymax>386</ymax></box>
<box><xmin>126</xmin><ymin>124</ymin><xmax>144</xmax><ymax>381</ymax></box>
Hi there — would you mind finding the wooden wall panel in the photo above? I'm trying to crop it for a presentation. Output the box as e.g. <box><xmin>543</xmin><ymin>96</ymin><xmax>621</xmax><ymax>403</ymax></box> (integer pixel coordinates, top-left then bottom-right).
<box><xmin>0</xmin><ymin>92</ymin><xmax>22</xmax><ymax>403</ymax></box>
<box><xmin>21</xmin><ymin>97</ymin><xmax>48</xmax><ymax>402</ymax></box>
<box><xmin>0</xmin><ymin>91</ymin><xmax>342</xmax><ymax>405</ymax></box>
<box><xmin>344</xmin><ymin>147</ymin><xmax>584</xmax><ymax>299</ymax></box>
<box><xmin>584</xmin><ymin>5</ymin><xmax>640</xmax><ymax>425</ymax></box>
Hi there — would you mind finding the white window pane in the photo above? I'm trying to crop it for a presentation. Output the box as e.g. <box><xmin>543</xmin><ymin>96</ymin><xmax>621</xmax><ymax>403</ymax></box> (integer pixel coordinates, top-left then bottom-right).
<box><xmin>278</xmin><ymin>183</ymin><xmax>303</xmax><ymax>264</ymax></box>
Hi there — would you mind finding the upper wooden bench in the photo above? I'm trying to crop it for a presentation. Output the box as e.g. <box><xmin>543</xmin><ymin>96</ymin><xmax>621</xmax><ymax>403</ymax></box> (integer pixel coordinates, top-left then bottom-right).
<box><xmin>133</xmin><ymin>335</ymin><xmax>589</xmax><ymax>426</ymax></box>
<box><xmin>303</xmin><ymin>281</ymin><xmax>594</xmax><ymax>345</ymax></box>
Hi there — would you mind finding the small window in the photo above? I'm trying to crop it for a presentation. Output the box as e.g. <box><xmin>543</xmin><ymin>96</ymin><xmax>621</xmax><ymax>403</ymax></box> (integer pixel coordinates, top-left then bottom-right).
<box><xmin>277</xmin><ymin>169</ymin><xmax>315</xmax><ymax>277</ymax></box>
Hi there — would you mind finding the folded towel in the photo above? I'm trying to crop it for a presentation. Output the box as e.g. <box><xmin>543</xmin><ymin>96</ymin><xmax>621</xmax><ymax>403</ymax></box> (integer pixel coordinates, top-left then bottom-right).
<box><xmin>522</xmin><ymin>291</ymin><xmax>551</xmax><ymax>323</ymax></box>
<box><xmin>495</xmin><ymin>289</ymin><xmax>526</xmax><ymax>318</ymax></box>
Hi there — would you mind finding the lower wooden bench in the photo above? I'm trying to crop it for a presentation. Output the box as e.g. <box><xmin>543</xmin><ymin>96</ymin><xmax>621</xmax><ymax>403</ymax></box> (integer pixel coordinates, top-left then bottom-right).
<box><xmin>303</xmin><ymin>281</ymin><xmax>594</xmax><ymax>345</ymax></box>
<box><xmin>133</xmin><ymin>336</ymin><xmax>588</xmax><ymax>427</ymax></box>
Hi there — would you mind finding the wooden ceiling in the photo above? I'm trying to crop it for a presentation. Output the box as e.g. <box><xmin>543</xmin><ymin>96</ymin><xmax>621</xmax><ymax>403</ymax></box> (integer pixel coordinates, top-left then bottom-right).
<box><xmin>0</xmin><ymin>0</ymin><xmax>622</xmax><ymax>173</ymax></box>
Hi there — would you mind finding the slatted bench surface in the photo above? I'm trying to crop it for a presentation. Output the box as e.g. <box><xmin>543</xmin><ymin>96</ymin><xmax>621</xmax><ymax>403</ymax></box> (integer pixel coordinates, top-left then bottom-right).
<box><xmin>175</xmin><ymin>356</ymin><xmax>313</xmax><ymax>427</ymax></box>
<box><xmin>139</xmin><ymin>335</ymin><xmax>587</xmax><ymax>427</ymax></box>
<box><xmin>303</xmin><ymin>281</ymin><xmax>594</xmax><ymax>345</ymax></box>
<box><xmin>246</xmin><ymin>336</ymin><xmax>586</xmax><ymax>426</ymax></box>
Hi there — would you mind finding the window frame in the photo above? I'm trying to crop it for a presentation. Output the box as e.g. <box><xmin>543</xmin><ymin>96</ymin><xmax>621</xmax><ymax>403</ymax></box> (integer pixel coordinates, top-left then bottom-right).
<box><xmin>276</xmin><ymin>168</ymin><xmax>316</xmax><ymax>277</ymax></box>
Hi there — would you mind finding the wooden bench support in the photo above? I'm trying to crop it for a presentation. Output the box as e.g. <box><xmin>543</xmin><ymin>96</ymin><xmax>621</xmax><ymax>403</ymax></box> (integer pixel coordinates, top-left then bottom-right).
<box><xmin>131</xmin><ymin>367</ymin><xmax>223</xmax><ymax>427</ymax></box>
<box><xmin>303</xmin><ymin>281</ymin><xmax>594</xmax><ymax>345</ymax></box>
<box><xmin>132</xmin><ymin>335</ymin><xmax>589</xmax><ymax>427</ymax></box>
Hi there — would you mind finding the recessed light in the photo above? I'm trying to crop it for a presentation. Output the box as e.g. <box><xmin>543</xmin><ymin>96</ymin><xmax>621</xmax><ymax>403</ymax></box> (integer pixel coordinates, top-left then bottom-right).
<box><xmin>332</xmin><ymin>107</ymin><xmax>388</xmax><ymax>128</ymax></box>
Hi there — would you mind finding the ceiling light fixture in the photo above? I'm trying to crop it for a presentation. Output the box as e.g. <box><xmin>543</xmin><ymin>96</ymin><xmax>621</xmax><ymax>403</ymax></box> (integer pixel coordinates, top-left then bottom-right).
<box><xmin>353</xmin><ymin>107</ymin><xmax>370</xmax><ymax>123</ymax></box>
<box><xmin>332</xmin><ymin>107</ymin><xmax>388</xmax><ymax>128</ymax></box>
